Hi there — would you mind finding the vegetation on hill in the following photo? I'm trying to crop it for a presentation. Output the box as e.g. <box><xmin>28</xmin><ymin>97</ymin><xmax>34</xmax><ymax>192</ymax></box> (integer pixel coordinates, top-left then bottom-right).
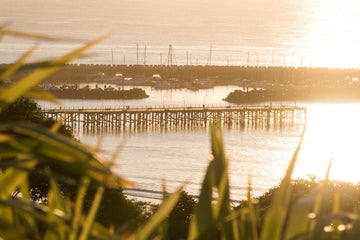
<box><xmin>0</xmin><ymin>96</ymin><xmax>73</xmax><ymax>138</ymax></box>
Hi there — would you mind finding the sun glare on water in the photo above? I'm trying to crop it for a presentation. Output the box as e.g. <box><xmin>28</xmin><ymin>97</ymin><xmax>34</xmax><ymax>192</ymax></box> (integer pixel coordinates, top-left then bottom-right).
<box><xmin>294</xmin><ymin>104</ymin><xmax>360</xmax><ymax>183</ymax></box>
<box><xmin>297</xmin><ymin>0</ymin><xmax>360</xmax><ymax>68</ymax></box>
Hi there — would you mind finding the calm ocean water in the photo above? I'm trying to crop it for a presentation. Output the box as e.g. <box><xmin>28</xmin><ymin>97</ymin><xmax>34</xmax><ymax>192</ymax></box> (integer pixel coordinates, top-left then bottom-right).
<box><xmin>4</xmin><ymin>0</ymin><xmax>360</xmax><ymax>201</ymax></box>
<box><xmin>39</xmin><ymin>86</ymin><xmax>360</xmax><ymax>202</ymax></box>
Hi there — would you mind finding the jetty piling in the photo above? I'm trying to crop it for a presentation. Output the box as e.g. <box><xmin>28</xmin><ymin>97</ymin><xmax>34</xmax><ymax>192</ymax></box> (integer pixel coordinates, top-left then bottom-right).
<box><xmin>43</xmin><ymin>105</ymin><xmax>306</xmax><ymax>133</ymax></box>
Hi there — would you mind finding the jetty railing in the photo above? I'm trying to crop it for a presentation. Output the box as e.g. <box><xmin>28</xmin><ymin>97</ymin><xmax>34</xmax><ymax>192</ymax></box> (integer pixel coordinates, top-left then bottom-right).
<box><xmin>43</xmin><ymin>105</ymin><xmax>307</xmax><ymax>132</ymax></box>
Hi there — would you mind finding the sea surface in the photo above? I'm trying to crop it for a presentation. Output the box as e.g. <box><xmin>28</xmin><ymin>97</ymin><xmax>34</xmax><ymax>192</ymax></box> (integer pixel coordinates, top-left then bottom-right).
<box><xmin>39</xmin><ymin>86</ymin><xmax>360</xmax><ymax>202</ymax></box>
<box><xmin>1</xmin><ymin>0</ymin><xmax>360</xmax><ymax>67</ymax></box>
<box><xmin>4</xmin><ymin>0</ymin><xmax>360</xmax><ymax>202</ymax></box>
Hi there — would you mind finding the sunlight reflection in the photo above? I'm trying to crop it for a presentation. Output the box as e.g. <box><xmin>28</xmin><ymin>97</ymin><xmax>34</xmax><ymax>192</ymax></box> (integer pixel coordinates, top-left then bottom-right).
<box><xmin>297</xmin><ymin>0</ymin><xmax>360</xmax><ymax>68</ymax></box>
<box><xmin>294</xmin><ymin>104</ymin><xmax>360</xmax><ymax>183</ymax></box>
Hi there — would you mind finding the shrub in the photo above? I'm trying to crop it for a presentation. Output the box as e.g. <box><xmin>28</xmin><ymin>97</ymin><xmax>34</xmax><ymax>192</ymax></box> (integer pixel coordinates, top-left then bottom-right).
<box><xmin>167</xmin><ymin>191</ymin><xmax>196</xmax><ymax>240</ymax></box>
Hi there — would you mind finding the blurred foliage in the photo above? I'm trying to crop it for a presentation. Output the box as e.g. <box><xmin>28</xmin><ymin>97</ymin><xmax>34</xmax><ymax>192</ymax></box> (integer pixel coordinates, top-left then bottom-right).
<box><xmin>167</xmin><ymin>191</ymin><xmax>196</xmax><ymax>240</ymax></box>
<box><xmin>0</xmin><ymin>96</ymin><xmax>73</xmax><ymax>138</ymax></box>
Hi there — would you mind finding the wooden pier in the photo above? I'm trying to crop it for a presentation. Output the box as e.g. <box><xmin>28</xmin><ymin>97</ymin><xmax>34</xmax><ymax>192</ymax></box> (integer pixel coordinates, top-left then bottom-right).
<box><xmin>43</xmin><ymin>105</ymin><xmax>306</xmax><ymax>133</ymax></box>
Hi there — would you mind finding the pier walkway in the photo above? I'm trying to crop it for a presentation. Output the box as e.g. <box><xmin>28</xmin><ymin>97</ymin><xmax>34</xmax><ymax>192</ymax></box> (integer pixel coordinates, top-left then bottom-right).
<box><xmin>43</xmin><ymin>105</ymin><xmax>307</xmax><ymax>132</ymax></box>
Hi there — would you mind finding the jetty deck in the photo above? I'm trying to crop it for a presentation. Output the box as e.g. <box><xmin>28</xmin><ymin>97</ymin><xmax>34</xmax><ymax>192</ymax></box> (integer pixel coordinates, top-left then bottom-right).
<box><xmin>43</xmin><ymin>105</ymin><xmax>306</xmax><ymax>132</ymax></box>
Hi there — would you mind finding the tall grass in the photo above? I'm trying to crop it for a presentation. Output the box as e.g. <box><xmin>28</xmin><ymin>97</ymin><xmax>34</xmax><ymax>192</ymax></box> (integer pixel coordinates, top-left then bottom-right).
<box><xmin>1</xmin><ymin>28</ymin><xmax>360</xmax><ymax>239</ymax></box>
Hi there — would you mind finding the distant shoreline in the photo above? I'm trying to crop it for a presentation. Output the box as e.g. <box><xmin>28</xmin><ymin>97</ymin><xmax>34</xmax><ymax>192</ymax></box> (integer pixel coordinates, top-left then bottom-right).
<box><xmin>47</xmin><ymin>87</ymin><xmax>149</xmax><ymax>100</ymax></box>
<box><xmin>4</xmin><ymin>64</ymin><xmax>360</xmax><ymax>89</ymax></box>
<box><xmin>6</xmin><ymin>63</ymin><xmax>360</xmax><ymax>101</ymax></box>
<box><xmin>224</xmin><ymin>87</ymin><xmax>360</xmax><ymax>104</ymax></box>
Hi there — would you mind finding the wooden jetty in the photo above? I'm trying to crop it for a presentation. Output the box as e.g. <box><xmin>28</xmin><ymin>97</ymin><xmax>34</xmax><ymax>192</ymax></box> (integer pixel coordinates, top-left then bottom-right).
<box><xmin>43</xmin><ymin>105</ymin><xmax>306</xmax><ymax>132</ymax></box>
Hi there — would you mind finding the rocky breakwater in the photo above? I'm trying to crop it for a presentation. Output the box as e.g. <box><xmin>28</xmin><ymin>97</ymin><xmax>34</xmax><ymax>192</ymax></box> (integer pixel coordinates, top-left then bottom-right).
<box><xmin>224</xmin><ymin>86</ymin><xmax>360</xmax><ymax>104</ymax></box>
<box><xmin>48</xmin><ymin>86</ymin><xmax>149</xmax><ymax>99</ymax></box>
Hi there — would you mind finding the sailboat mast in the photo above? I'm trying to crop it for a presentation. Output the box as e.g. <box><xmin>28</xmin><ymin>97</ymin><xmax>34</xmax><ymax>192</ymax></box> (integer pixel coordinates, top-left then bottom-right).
<box><xmin>206</xmin><ymin>44</ymin><xmax>212</xmax><ymax>66</ymax></box>
<box><xmin>144</xmin><ymin>45</ymin><xmax>147</xmax><ymax>65</ymax></box>
<box><xmin>111</xmin><ymin>48</ymin><xmax>114</xmax><ymax>66</ymax></box>
<box><xmin>136</xmin><ymin>44</ymin><xmax>139</xmax><ymax>65</ymax></box>
<box><xmin>167</xmin><ymin>44</ymin><xmax>173</xmax><ymax>66</ymax></box>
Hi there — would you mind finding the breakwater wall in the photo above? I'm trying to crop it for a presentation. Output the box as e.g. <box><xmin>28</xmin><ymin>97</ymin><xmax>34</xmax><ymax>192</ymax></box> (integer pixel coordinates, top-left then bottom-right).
<box><xmin>3</xmin><ymin>64</ymin><xmax>360</xmax><ymax>87</ymax></box>
<box><xmin>43</xmin><ymin>105</ymin><xmax>306</xmax><ymax>133</ymax></box>
<box><xmin>7</xmin><ymin>64</ymin><xmax>360</xmax><ymax>83</ymax></box>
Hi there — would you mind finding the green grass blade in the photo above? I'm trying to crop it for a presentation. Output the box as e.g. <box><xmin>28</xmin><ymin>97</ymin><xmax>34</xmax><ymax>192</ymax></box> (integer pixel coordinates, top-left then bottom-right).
<box><xmin>247</xmin><ymin>175</ymin><xmax>259</xmax><ymax>240</ymax></box>
<box><xmin>0</xmin><ymin>60</ymin><xmax>65</xmax><ymax>73</ymax></box>
<box><xmin>25</xmin><ymin>89</ymin><xmax>60</xmax><ymax>104</ymax></box>
<box><xmin>0</xmin><ymin>159</ymin><xmax>36</xmax><ymax>229</ymax></box>
<box><xmin>47</xmin><ymin>174</ymin><xmax>69</xmax><ymax>240</ymax></box>
<box><xmin>0</xmin><ymin>35</ymin><xmax>108</xmax><ymax>110</ymax></box>
<box><xmin>312</xmin><ymin>159</ymin><xmax>332</xmax><ymax>216</ymax></box>
<box><xmin>0</xmin><ymin>220</ymin><xmax>34</xmax><ymax>240</ymax></box>
<box><xmin>332</xmin><ymin>190</ymin><xmax>340</xmax><ymax>214</ymax></box>
<box><xmin>69</xmin><ymin>177</ymin><xmax>90</xmax><ymax>240</ymax></box>
<box><xmin>137</xmin><ymin>185</ymin><xmax>183</xmax><ymax>240</ymax></box>
<box><xmin>188</xmin><ymin>163</ymin><xmax>215</xmax><ymax>240</ymax></box>
<box><xmin>0</xmin><ymin>159</ymin><xmax>38</xmax><ymax>198</ymax></box>
<box><xmin>283</xmin><ymin>188</ymin><xmax>319</xmax><ymax>240</ymax></box>
<box><xmin>214</xmin><ymin>167</ymin><xmax>233</xmax><ymax>239</ymax></box>
<box><xmin>212</xmin><ymin>127</ymin><xmax>229</xmax><ymax>221</ymax></box>
<box><xmin>1</xmin><ymin>28</ymin><xmax>54</xmax><ymax>41</ymax></box>
<box><xmin>209</xmin><ymin>125</ymin><xmax>234</xmax><ymax>239</ymax></box>
<box><xmin>261</xmin><ymin>124</ymin><xmax>306</xmax><ymax>240</ymax></box>
<box><xmin>18</xmin><ymin>178</ymin><xmax>40</xmax><ymax>237</ymax></box>
<box><xmin>0</xmin><ymin>133</ymin><xmax>13</xmax><ymax>142</ymax></box>
<box><xmin>309</xmin><ymin>159</ymin><xmax>333</xmax><ymax>239</ymax></box>
<box><xmin>0</xmin><ymin>122</ymin><xmax>124</xmax><ymax>188</ymax></box>
<box><xmin>89</xmin><ymin>222</ymin><xmax>118</xmax><ymax>240</ymax></box>
<box><xmin>0</xmin><ymin>199</ymin><xmax>71</xmax><ymax>231</ymax></box>
<box><xmin>189</xmin><ymin>125</ymin><xmax>233</xmax><ymax>239</ymax></box>
<box><xmin>229</xmin><ymin>210</ymin><xmax>241</xmax><ymax>240</ymax></box>
<box><xmin>0</xmin><ymin>46</ymin><xmax>36</xmax><ymax>82</ymax></box>
<box><xmin>283</xmin><ymin>161</ymin><xmax>331</xmax><ymax>240</ymax></box>
<box><xmin>79</xmin><ymin>184</ymin><xmax>105</xmax><ymax>240</ymax></box>
<box><xmin>158</xmin><ymin>180</ymin><xmax>169</xmax><ymax>239</ymax></box>
<box><xmin>50</xmin><ymin>120</ymin><xmax>64</xmax><ymax>134</ymax></box>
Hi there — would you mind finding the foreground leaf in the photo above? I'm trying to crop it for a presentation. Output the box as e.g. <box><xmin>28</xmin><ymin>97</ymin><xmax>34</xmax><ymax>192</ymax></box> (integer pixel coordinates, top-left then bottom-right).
<box><xmin>79</xmin><ymin>184</ymin><xmax>105</xmax><ymax>240</ymax></box>
<box><xmin>0</xmin><ymin>35</ymin><xmax>108</xmax><ymax>110</ymax></box>
<box><xmin>0</xmin><ymin>46</ymin><xmax>36</xmax><ymax>82</ymax></box>
<box><xmin>260</xmin><ymin>124</ymin><xmax>306</xmax><ymax>240</ymax></box>
<box><xmin>0</xmin><ymin>28</ymin><xmax>54</xmax><ymax>41</ymax></box>
<box><xmin>136</xmin><ymin>185</ymin><xmax>184</xmax><ymax>240</ymax></box>
<box><xmin>0</xmin><ymin>122</ymin><xmax>124</xmax><ymax>188</ymax></box>
<box><xmin>188</xmin><ymin>125</ymin><xmax>232</xmax><ymax>239</ymax></box>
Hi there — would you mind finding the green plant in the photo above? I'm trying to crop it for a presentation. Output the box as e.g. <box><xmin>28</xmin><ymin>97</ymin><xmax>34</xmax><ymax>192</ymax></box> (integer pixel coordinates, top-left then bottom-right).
<box><xmin>0</xmin><ymin>28</ymin><xmax>124</xmax><ymax>239</ymax></box>
<box><xmin>167</xmin><ymin>191</ymin><xmax>196</xmax><ymax>240</ymax></box>
<box><xmin>0</xmin><ymin>96</ymin><xmax>74</xmax><ymax>138</ymax></box>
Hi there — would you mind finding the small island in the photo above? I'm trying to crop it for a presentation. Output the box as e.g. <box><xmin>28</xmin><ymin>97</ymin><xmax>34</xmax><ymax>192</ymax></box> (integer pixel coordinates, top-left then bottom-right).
<box><xmin>42</xmin><ymin>85</ymin><xmax>149</xmax><ymax>99</ymax></box>
<box><xmin>224</xmin><ymin>86</ymin><xmax>360</xmax><ymax>104</ymax></box>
